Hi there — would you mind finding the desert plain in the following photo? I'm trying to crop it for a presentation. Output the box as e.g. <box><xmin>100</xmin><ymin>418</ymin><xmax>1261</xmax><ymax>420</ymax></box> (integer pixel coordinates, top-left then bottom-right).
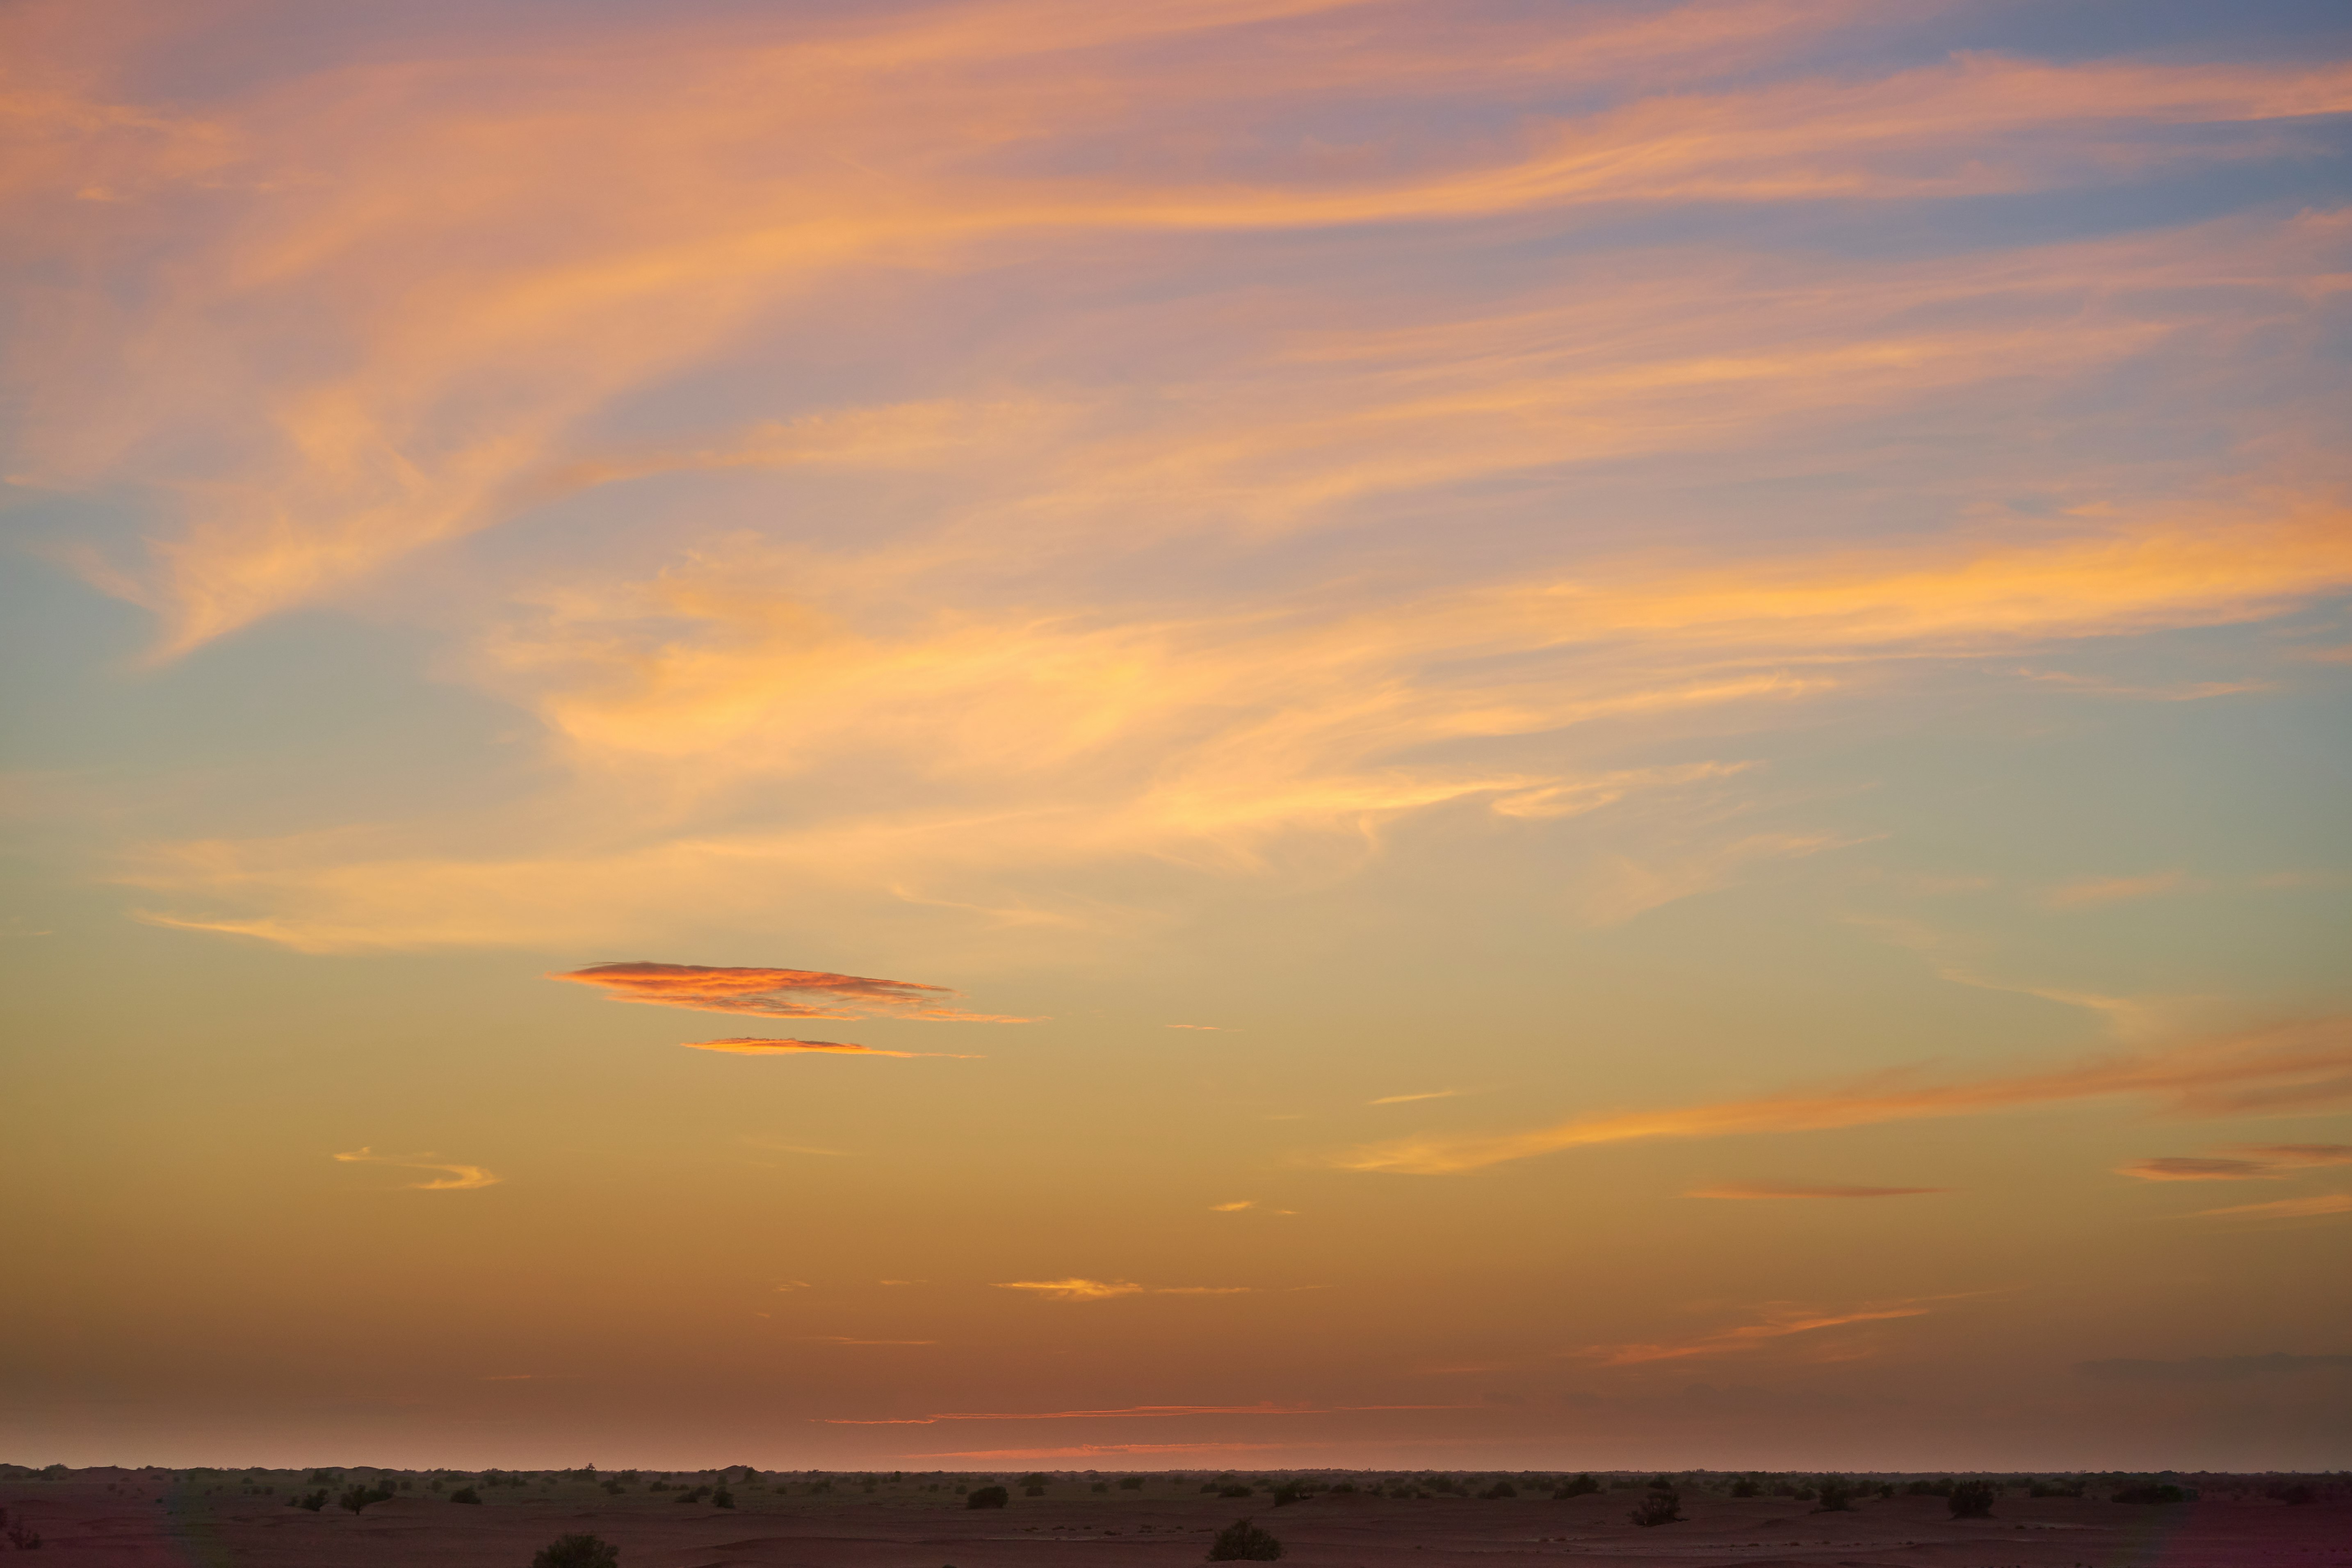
<box><xmin>2</xmin><ymin>1469</ymin><xmax>2344</xmax><ymax>1568</ymax></box>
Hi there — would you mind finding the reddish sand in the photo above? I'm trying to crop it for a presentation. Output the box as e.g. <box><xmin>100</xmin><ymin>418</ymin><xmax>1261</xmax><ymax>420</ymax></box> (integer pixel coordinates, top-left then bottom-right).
<box><xmin>4</xmin><ymin>1477</ymin><xmax>2344</xmax><ymax>1568</ymax></box>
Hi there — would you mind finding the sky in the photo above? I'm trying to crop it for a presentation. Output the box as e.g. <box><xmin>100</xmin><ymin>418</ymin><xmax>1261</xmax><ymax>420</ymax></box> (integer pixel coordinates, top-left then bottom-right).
<box><xmin>2</xmin><ymin>0</ymin><xmax>2350</xmax><ymax>1476</ymax></box>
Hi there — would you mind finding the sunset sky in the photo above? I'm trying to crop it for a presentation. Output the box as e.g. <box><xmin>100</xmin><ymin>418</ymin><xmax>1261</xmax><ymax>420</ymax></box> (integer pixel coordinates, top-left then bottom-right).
<box><xmin>4</xmin><ymin>0</ymin><xmax>2350</xmax><ymax>1476</ymax></box>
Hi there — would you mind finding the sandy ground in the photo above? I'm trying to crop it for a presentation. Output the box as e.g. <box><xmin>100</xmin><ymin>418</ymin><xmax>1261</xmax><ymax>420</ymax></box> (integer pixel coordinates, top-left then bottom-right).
<box><xmin>4</xmin><ymin>1477</ymin><xmax>2344</xmax><ymax>1568</ymax></box>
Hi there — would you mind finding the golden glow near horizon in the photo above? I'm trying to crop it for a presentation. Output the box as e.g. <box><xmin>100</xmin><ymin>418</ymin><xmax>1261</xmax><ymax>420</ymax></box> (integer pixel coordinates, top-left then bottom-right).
<box><xmin>2</xmin><ymin>0</ymin><xmax>2348</xmax><ymax>1474</ymax></box>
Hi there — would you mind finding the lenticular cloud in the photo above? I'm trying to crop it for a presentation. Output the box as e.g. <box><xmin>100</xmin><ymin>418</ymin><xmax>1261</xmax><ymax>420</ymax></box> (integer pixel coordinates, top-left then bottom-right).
<box><xmin>551</xmin><ymin>960</ymin><xmax>1033</xmax><ymax>1022</ymax></box>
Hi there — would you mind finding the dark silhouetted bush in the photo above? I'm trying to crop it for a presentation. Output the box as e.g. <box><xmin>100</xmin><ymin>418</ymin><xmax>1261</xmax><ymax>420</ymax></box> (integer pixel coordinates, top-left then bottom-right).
<box><xmin>532</xmin><ymin>1534</ymin><xmax>619</xmax><ymax>1568</ymax></box>
<box><xmin>1949</xmin><ymin>1482</ymin><xmax>1997</xmax><ymax>1518</ymax></box>
<box><xmin>712</xmin><ymin>1490</ymin><xmax>734</xmax><ymax>1509</ymax></box>
<box><xmin>1907</xmin><ymin>1479</ymin><xmax>1952</xmax><ymax>1497</ymax></box>
<box><xmin>1206</xmin><ymin>1518</ymin><xmax>1282</xmax><ymax>1561</ymax></box>
<box><xmin>965</xmin><ymin>1486</ymin><xmax>1008</xmax><ymax>1510</ymax></box>
<box><xmin>1629</xmin><ymin>1490</ymin><xmax>1681</xmax><ymax>1528</ymax></box>
<box><xmin>1729</xmin><ymin>1479</ymin><xmax>1759</xmax><ymax>1498</ymax></box>
<box><xmin>1814</xmin><ymin>1478</ymin><xmax>1853</xmax><ymax>1513</ymax></box>
<box><xmin>1091</xmin><ymin>1482</ymin><xmax>1109</xmax><ymax>1493</ymax></box>
<box><xmin>1019</xmin><ymin>1474</ymin><xmax>1049</xmax><ymax>1488</ymax></box>
<box><xmin>1218</xmin><ymin>1484</ymin><xmax>1253</xmax><ymax>1499</ymax></box>
<box><xmin>1023</xmin><ymin>1486</ymin><xmax>1045</xmax><ymax>1498</ymax></box>
<box><xmin>295</xmin><ymin>1490</ymin><xmax>330</xmax><ymax>1511</ymax></box>
<box><xmin>2269</xmin><ymin>1484</ymin><xmax>2316</xmax><ymax>1506</ymax></box>
<box><xmin>1118</xmin><ymin>1477</ymin><xmax>1145</xmax><ymax>1490</ymax></box>
<box><xmin>1555</xmin><ymin>1474</ymin><xmax>1599</xmax><ymax>1500</ymax></box>
<box><xmin>449</xmin><ymin>1488</ymin><xmax>481</xmax><ymax>1505</ymax></box>
<box><xmin>2111</xmin><ymin>1485</ymin><xmax>2183</xmax><ymax>1506</ymax></box>
<box><xmin>5</xmin><ymin>1527</ymin><xmax>41</xmax><ymax>1551</ymax></box>
<box><xmin>1480</xmin><ymin>1482</ymin><xmax>1515</xmax><ymax>1500</ymax></box>
<box><xmin>338</xmin><ymin>1484</ymin><xmax>392</xmax><ymax>1514</ymax></box>
<box><xmin>1272</xmin><ymin>1484</ymin><xmax>1307</xmax><ymax>1507</ymax></box>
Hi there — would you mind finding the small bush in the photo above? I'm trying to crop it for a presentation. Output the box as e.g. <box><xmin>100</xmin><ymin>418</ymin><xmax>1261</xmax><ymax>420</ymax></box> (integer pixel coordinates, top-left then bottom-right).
<box><xmin>2269</xmin><ymin>1484</ymin><xmax>2316</xmax><ymax>1506</ymax></box>
<box><xmin>1091</xmin><ymin>1482</ymin><xmax>1110</xmax><ymax>1493</ymax></box>
<box><xmin>1480</xmin><ymin>1482</ymin><xmax>1516</xmax><ymax>1500</ymax></box>
<box><xmin>2111</xmin><ymin>1485</ymin><xmax>2183</xmax><ymax>1506</ymax></box>
<box><xmin>1023</xmin><ymin>1486</ymin><xmax>1045</xmax><ymax>1498</ymax></box>
<box><xmin>532</xmin><ymin>1534</ymin><xmax>619</xmax><ymax>1568</ymax></box>
<box><xmin>1019</xmin><ymin>1474</ymin><xmax>1050</xmax><ymax>1489</ymax></box>
<box><xmin>1949</xmin><ymin>1481</ymin><xmax>1997</xmax><ymax>1518</ymax></box>
<box><xmin>1555</xmin><ymin>1474</ymin><xmax>1599</xmax><ymax>1499</ymax></box>
<box><xmin>1908</xmin><ymin>1479</ymin><xmax>1952</xmax><ymax>1497</ymax></box>
<box><xmin>1629</xmin><ymin>1490</ymin><xmax>1682</xmax><ymax>1528</ymax></box>
<box><xmin>1729</xmin><ymin>1479</ymin><xmax>1759</xmax><ymax>1498</ymax></box>
<box><xmin>1271</xmin><ymin>1484</ymin><xmax>1307</xmax><ymax>1507</ymax></box>
<box><xmin>449</xmin><ymin>1487</ymin><xmax>481</xmax><ymax>1505</ymax></box>
<box><xmin>1206</xmin><ymin>1517</ymin><xmax>1283</xmax><ymax>1561</ymax></box>
<box><xmin>1118</xmin><ymin>1477</ymin><xmax>1145</xmax><ymax>1490</ymax></box>
<box><xmin>1218</xmin><ymin>1484</ymin><xmax>1253</xmax><ymax>1499</ymax></box>
<box><xmin>1814</xmin><ymin>1478</ymin><xmax>1853</xmax><ymax>1513</ymax></box>
<box><xmin>965</xmin><ymin>1486</ymin><xmax>1008</xmax><ymax>1510</ymax></box>
<box><xmin>296</xmin><ymin>1490</ymin><xmax>330</xmax><ymax>1512</ymax></box>
<box><xmin>712</xmin><ymin>1489</ymin><xmax>734</xmax><ymax>1509</ymax></box>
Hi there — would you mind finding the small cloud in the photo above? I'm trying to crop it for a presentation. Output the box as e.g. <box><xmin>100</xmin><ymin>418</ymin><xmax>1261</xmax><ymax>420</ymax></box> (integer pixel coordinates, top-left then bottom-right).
<box><xmin>1166</xmin><ymin>1023</ymin><xmax>1227</xmax><ymax>1031</ymax></box>
<box><xmin>333</xmin><ymin>1147</ymin><xmax>500</xmax><ymax>1191</ymax></box>
<box><xmin>684</xmin><ymin>1037</ymin><xmax>981</xmax><ymax>1059</ymax></box>
<box><xmin>774</xmin><ymin>1280</ymin><xmax>812</xmax><ymax>1293</ymax></box>
<box><xmin>1686</xmin><ymin>1181</ymin><xmax>1948</xmax><ymax>1200</ymax></box>
<box><xmin>1576</xmin><ymin>1296</ymin><xmax>1964</xmax><ymax>1366</ymax></box>
<box><xmin>805</xmin><ymin>1335</ymin><xmax>939</xmax><ymax>1345</ymax></box>
<box><xmin>2187</xmin><ymin>1192</ymin><xmax>2352</xmax><ymax>1221</ymax></box>
<box><xmin>876</xmin><ymin>1278</ymin><xmax>926</xmax><ymax>1285</ymax></box>
<box><xmin>2077</xmin><ymin>1353</ymin><xmax>2352</xmax><ymax>1383</ymax></box>
<box><xmin>1369</xmin><ymin>1089</ymin><xmax>1464</xmax><ymax>1106</ymax></box>
<box><xmin>2116</xmin><ymin>1156</ymin><xmax>2277</xmax><ymax>1182</ymax></box>
<box><xmin>2226</xmin><ymin>1143</ymin><xmax>2352</xmax><ymax>1167</ymax></box>
<box><xmin>1151</xmin><ymin>1285</ymin><xmax>1256</xmax><ymax>1295</ymax></box>
<box><xmin>2044</xmin><ymin>871</ymin><xmax>2190</xmax><ymax>909</ymax></box>
<box><xmin>1209</xmin><ymin>1200</ymin><xmax>1255</xmax><ymax>1212</ymax></box>
<box><xmin>552</xmin><ymin>960</ymin><xmax>1034</xmax><ymax>1022</ymax></box>
<box><xmin>994</xmin><ymin>1278</ymin><xmax>1144</xmax><ymax>1300</ymax></box>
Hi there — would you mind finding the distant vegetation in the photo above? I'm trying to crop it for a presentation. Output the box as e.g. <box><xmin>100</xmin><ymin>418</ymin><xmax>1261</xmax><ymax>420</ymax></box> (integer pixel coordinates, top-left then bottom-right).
<box><xmin>338</xmin><ymin>1483</ymin><xmax>394</xmax><ymax>1513</ymax></box>
<box><xmin>449</xmin><ymin>1487</ymin><xmax>480</xmax><ymax>1504</ymax></box>
<box><xmin>2112</xmin><ymin>1485</ymin><xmax>2184</xmax><ymax>1506</ymax></box>
<box><xmin>965</xmin><ymin>1486</ymin><xmax>1008</xmax><ymax>1510</ymax></box>
<box><xmin>1628</xmin><ymin>1487</ymin><xmax>1682</xmax><ymax>1528</ymax></box>
<box><xmin>1555</xmin><ymin>1474</ymin><xmax>1600</xmax><ymax>1499</ymax></box>
<box><xmin>1813</xmin><ymin>1478</ymin><xmax>1853</xmax><ymax>1513</ymax></box>
<box><xmin>532</xmin><ymin>1534</ymin><xmax>618</xmax><ymax>1568</ymax></box>
<box><xmin>1948</xmin><ymin>1481</ymin><xmax>1996</xmax><ymax>1518</ymax></box>
<box><xmin>1206</xmin><ymin>1518</ymin><xmax>1282</xmax><ymax>1561</ymax></box>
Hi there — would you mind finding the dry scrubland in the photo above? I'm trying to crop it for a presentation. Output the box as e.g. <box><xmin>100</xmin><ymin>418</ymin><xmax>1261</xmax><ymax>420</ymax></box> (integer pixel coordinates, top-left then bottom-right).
<box><xmin>1</xmin><ymin>1465</ymin><xmax>2344</xmax><ymax>1568</ymax></box>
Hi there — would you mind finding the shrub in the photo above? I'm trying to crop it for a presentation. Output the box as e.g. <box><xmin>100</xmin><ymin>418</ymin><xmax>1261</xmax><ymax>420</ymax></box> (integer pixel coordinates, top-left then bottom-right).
<box><xmin>2028</xmin><ymin>1480</ymin><xmax>2083</xmax><ymax>1499</ymax></box>
<box><xmin>1118</xmin><ymin>1477</ymin><xmax>1145</xmax><ymax>1490</ymax></box>
<box><xmin>1019</xmin><ymin>1474</ymin><xmax>1050</xmax><ymax>1489</ymax></box>
<box><xmin>5</xmin><ymin>1527</ymin><xmax>41</xmax><ymax>1551</ymax></box>
<box><xmin>965</xmin><ymin>1486</ymin><xmax>1008</xmax><ymax>1510</ymax></box>
<box><xmin>532</xmin><ymin>1534</ymin><xmax>619</xmax><ymax>1568</ymax></box>
<box><xmin>2112</xmin><ymin>1485</ymin><xmax>2183</xmax><ymax>1506</ymax></box>
<box><xmin>712</xmin><ymin>1490</ymin><xmax>734</xmax><ymax>1509</ymax></box>
<box><xmin>296</xmin><ymin>1490</ymin><xmax>330</xmax><ymax>1512</ymax></box>
<box><xmin>1729</xmin><ymin>1479</ymin><xmax>1759</xmax><ymax>1499</ymax></box>
<box><xmin>1271</xmin><ymin>1484</ymin><xmax>1307</xmax><ymax>1507</ymax></box>
<box><xmin>1092</xmin><ymin>1482</ymin><xmax>1110</xmax><ymax>1493</ymax></box>
<box><xmin>1814</xmin><ymin>1478</ymin><xmax>1853</xmax><ymax>1513</ymax></box>
<box><xmin>1206</xmin><ymin>1518</ymin><xmax>1283</xmax><ymax>1561</ymax></box>
<box><xmin>1480</xmin><ymin>1482</ymin><xmax>1516</xmax><ymax>1500</ymax></box>
<box><xmin>339</xmin><ymin>1483</ymin><xmax>394</xmax><ymax>1513</ymax></box>
<box><xmin>2269</xmin><ymin>1484</ymin><xmax>2316</xmax><ymax>1506</ymax></box>
<box><xmin>1629</xmin><ymin>1490</ymin><xmax>1682</xmax><ymax>1528</ymax></box>
<box><xmin>1023</xmin><ymin>1486</ymin><xmax>1045</xmax><ymax>1498</ymax></box>
<box><xmin>1555</xmin><ymin>1474</ymin><xmax>1599</xmax><ymax>1499</ymax></box>
<box><xmin>1907</xmin><ymin>1479</ymin><xmax>1952</xmax><ymax>1497</ymax></box>
<box><xmin>1949</xmin><ymin>1482</ymin><xmax>1996</xmax><ymax>1518</ymax></box>
<box><xmin>1218</xmin><ymin>1484</ymin><xmax>1253</xmax><ymax>1499</ymax></box>
<box><xmin>449</xmin><ymin>1488</ymin><xmax>481</xmax><ymax>1505</ymax></box>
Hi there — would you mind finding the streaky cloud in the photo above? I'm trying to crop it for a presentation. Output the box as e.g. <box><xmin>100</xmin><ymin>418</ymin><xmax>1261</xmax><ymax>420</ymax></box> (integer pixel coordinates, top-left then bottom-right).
<box><xmin>553</xmin><ymin>960</ymin><xmax>1032</xmax><ymax>1022</ymax></box>
<box><xmin>1686</xmin><ymin>1181</ymin><xmax>1948</xmax><ymax>1199</ymax></box>
<box><xmin>333</xmin><ymin>1146</ymin><xmax>500</xmax><ymax>1191</ymax></box>
<box><xmin>686</xmin><ymin>1037</ymin><xmax>982</xmax><ymax>1059</ymax></box>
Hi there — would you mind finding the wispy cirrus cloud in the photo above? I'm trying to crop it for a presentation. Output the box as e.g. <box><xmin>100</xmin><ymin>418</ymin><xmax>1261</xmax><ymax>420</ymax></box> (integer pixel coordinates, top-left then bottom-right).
<box><xmin>2045</xmin><ymin>871</ymin><xmax>2192</xmax><ymax>909</ymax></box>
<box><xmin>1686</xmin><ymin>1181</ymin><xmax>1948</xmax><ymax>1200</ymax></box>
<box><xmin>685</xmin><ymin>1037</ymin><xmax>982</xmax><ymax>1059</ymax></box>
<box><xmin>552</xmin><ymin>961</ymin><xmax>1031</xmax><ymax>1022</ymax></box>
<box><xmin>822</xmin><ymin>1400</ymin><xmax>1457</xmax><ymax>1426</ymax></box>
<box><xmin>2186</xmin><ymin>1193</ymin><xmax>2352</xmax><ymax>1222</ymax></box>
<box><xmin>2117</xmin><ymin>1143</ymin><xmax>2352</xmax><ymax>1181</ymax></box>
<box><xmin>333</xmin><ymin>1147</ymin><xmax>500</xmax><ymax>1191</ymax></box>
<box><xmin>1338</xmin><ymin>1018</ymin><xmax>2352</xmax><ymax>1174</ymax></box>
<box><xmin>1578</xmin><ymin>1296</ymin><xmax>1957</xmax><ymax>1365</ymax></box>
<box><xmin>994</xmin><ymin>1278</ymin><xmax>1256</xmax><ymax>1300</ymax></box>
<box><xmin>1369</xmin><ymin>1089</ymin><xmax>1465</xmax><ymax>1106</ymax></box>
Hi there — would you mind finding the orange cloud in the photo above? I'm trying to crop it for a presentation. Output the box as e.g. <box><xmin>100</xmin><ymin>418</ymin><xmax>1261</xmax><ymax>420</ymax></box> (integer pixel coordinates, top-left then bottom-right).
<box><xmin>1339</xmin><ymin>1018</ymin><xmax>2352</xmax><ymax>1173</ymax></box>
<box><xmin>332</xmin><ymin>1147</ymin><xmax>500</xmax><ymax>1191</ymax></box>
<box><xmin>1686</xmin><ymin>1181</ymin><xmax>1948</xmax><ymax>1200</ymax></box>
<box><xmin>551</xmin><ymin>960</ymin><xmax>1030</xmax><ymax>1022</ymax></box>
<box><xmin>684</xmin><ymin>1037</ymin><xmax>982</xmax><ymax>1059</ymax></box>
<box><xmin>2188</xmin><ymin>1193</ymin><xmax>2352</xmax><ymax>1222</ymax></box>
<box><xmin>2117</xmin><ymin>1157</ymin><xmax>2279</xmax><ymax>1182</ymax></box>
<box><xmin>804</xmin><ymin>1336</ymin><xmax>940</xmax><ymax>1346</ymax></box>
<box><xmin>992</xmin><ymin>1278</ymin><xmax>1255</xmax><ymax>1299</ymax></box>
<box><xmin>1580</xmin><ymin>1298</ymin><xmax>1947</xmax><ymax>1365</ymax></box>
<box><xmin>2045</xmin><ymin>871</ymin><xmax>2191</xmax><ymax>909</ymax></box>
